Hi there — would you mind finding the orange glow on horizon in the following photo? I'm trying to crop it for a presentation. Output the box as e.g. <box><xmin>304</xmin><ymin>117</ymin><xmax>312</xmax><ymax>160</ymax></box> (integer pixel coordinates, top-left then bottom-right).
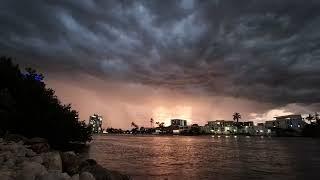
<box><xmin>152</xmin><ymin>106</ymin><xmax>192</xmax><ymax>126</ymax></box>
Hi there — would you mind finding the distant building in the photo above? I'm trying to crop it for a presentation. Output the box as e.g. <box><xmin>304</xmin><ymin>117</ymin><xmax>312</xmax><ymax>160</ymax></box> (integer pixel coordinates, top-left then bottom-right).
<box><xmin>171</xmin><ymin>119</ymin><xmax>188</xmax><ymax>134</ymax></box>
<box><xmin>237</xmin><ymin>121</ymin><xmax>255</xmax><ymax>134</ymax></box>
<box><xmin>265</xmin><ymin>114</ymin><xmax>306</xmax><ymax>131</ymax></box>
<box><xmin>171</xmin><ymin>119</ymin><xmax>187</xmax><ymax>127</ymax></box>
<box><xmin>275</xmin><ymin>115</ymin><xmax>305</xmax><ymax>130</ymax></box>
<box><xmin>265</xmin><ymin>120</ymin><xmax>277</xmax><ymax>129</ymax></box>
<box><xmin>89</xmin><ymin>114</ymin><xmax>103</xmax><ymax>133</ymax></box>
<box><xmin>254</xmin><ymin>123</ymin><xmax>269</xmax><ymax>135</ymax></box>
<box><xmin>200</xmin><ymin>124</ymin><xmax>212</xmax><ymax>134</ymax></box>
<box><xmin>207</xmin><ymin>120</ymin><xmax>234</xmax><ymax>127</ymax></box>
<box><xmin>257</xmin><ymin>123</ymin><xmax>264</xmax><ymax>126</ymax></box>
<box><xmin>237</xmin><ymin>121</ymin><xmax>254</xmax><ymax>127</ymax></box>
<box><xmin>207</xmin><ymin>120</ymin><xmax>236</xmax><ymax>134</ymax></box>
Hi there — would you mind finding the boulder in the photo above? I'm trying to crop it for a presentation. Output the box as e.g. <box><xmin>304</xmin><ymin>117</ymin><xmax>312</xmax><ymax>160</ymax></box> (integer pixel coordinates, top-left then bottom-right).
<box><xmin>0</xmin><ymin>170</ymin><xmax>15</xmax><ymax>180</ymax></box>
<box><xmin>3</xmin><ymin>158</ymin><xmax>16</xmax><ymax>168</ymax></box>
<box><xmin>26</xmin><ymin>137</ymin><xmax>50</xmax><ymax>154</ymax></box>
<box><xmin>105</xmin><ymin>170</ymin><xmax>131</xmax><ymax>180</ymax></box>
<box><xmin>27</xmin><ymin>137</ymin><xmax>47</xmax><ymax>144</ymax></box>
<box><xmin>15</xmin><ymin>156</ymin><xmax>28</xmax><ymax>165</ymax></box>
<box><xmin>29</xmin><ymin>142</ymin><xmax>50</xmax><ymax>154</ymax></box>
<box><xmin>79</xmin><ymin>159</ymin><xmax>106</xmax><ymax>180</ymax></box>
<box><xmin>1</xmin><ymin>151</ymin><xmax>13</xmax><ymax>161</ymax></box>
<box><xmin>71</xmin><ymin>174</ymin><xmax>80</xmax><ymax>180</ymax></box>
<box><xmin>0</xmin><ymin>155</ymin><xmax>4</xmax><ymax>164</ymax></box>
<box><xmin>30</xmin><ymin>155</ymin><xmax>43</xmax><ymax>164</ymax></box>
<box><xmin>2</xmin><ymin>143</ymin><xmax>26</xmax><ymax>156</ymax></box>
<box><xmin>3</xmin><ymin>134</ymin><xmax>28</xmax><ymax>143</ymax></box>
<box><xmin>41</xmin><ymin>151</ymin><xmax>62</xmax><ymax>172</ymax></box>
<box><xmin>17</xmin><ymin>161</ymin><xmax>47</xmax><ymax>180</ymax></box>
<box><xmin>25</xmin><ymin>149</ymin><xmax>36</xmax><ymax>157</ymax></box>
<box><xmin>17</xmin><ymin>140</ymin><xmax>24</xmax><ymax>146</ymax></box>
<box><xmin>2</xmin><ymin>151</ymin><xmax>16</xmax><ymax>168</ymax></box>
<box><xmin>0</xmin><ymin>174</ymin><xmax>14</xmax><ymax>180</ymax></box>
<box><xmin>37</xmin><ymin>171</ymin><xmax>71</xmax><ymax>180</ymax></box>
<box><xmin>61</xmin><ymin>151</ymin><xmax>80</xmax><ymax>175</ymax></box>
<box><xmin>16</xmin><ymin>145</ymin><xmax>27</xmax><ymax>157</ymax></box>
<box><xmin>79</xmin><ymin>172</ymin><xmax>95</xmax><ymax>180</ymax></box>
<box><xmin>79</xmin><ymin>159</ymin><xmax>130</xmax><ymax>180</ymax></box>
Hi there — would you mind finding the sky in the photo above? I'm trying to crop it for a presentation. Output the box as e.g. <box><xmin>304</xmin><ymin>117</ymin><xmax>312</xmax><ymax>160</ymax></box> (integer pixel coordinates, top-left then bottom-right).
<box><xmin>1</xmin><ymin>0</ymin><xmax>320</xmax><ymax>129</ymax></box>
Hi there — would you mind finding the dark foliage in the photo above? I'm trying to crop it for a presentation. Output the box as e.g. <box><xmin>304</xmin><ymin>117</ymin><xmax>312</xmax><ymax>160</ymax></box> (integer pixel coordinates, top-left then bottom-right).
<box><xmin>0</xmin><ymin>56</ymin><xmax>92</xmax><ymax>149</ymax></box>
<box><xmin>302</xmin><ymin>123</ymin><xmax>320</xmax><ymax>137</ymax></box>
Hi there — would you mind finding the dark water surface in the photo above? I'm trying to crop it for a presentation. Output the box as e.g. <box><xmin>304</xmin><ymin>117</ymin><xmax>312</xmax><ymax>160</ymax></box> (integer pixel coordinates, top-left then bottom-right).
<box><xmin>88</xmin><ymin>135</ymin><xmax>320</xmax><ymax>180</ymax></box>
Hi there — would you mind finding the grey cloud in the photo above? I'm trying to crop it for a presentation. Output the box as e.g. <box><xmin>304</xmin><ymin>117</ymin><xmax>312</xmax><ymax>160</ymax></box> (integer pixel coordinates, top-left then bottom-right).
<box><xmin>1</xmin><ymin>0</ymin><xmax>320</xmax><ymax>107</ymax></box>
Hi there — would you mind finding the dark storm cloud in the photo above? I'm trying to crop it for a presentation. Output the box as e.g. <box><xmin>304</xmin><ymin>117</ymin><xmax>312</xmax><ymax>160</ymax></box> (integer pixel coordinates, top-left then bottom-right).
<box><xmin>1</xmin><ymin>0</ymin><xmax>320</xmax><ymax>105</ymax></box>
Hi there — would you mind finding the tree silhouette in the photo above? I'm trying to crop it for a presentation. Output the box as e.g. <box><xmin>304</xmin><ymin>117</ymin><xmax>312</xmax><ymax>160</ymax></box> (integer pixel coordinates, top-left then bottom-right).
<box><xmin>150</xmin><ymin>118</ymin><xmax>154</xmax><ymax>128</ymax></box>
<box><xmin>315</xmin><ymin>112</ymin><xmax>319</xmax><ymax>122</ymax></box>
<box><xmin>306</xmin><ymin>114</ymin><xmax>314</xmax><ymax>124</ymax></box>
<box><xmin>233</xmin><ymin>112</ymin><xmax>241</xmax><ymax>123</ymax></box>
<box><xmin>159</xmin><ymin>122</ymin><xmax>164</xmax><ymax>128</ymax></box>
<box><xmin>0</xmin><ymin>56</ymin><xmax>92</xmax><ymax>148</ymax></box>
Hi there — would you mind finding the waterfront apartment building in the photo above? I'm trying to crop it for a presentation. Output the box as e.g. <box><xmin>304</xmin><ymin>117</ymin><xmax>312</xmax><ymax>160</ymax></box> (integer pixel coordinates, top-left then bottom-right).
<box><xmin>207</xmin><ymin>120</ymin><xmax>234</xmax><ymax>127</ymax></box>
<box><xmin>253</xmin><ymin>123</ymin><xmax>270</xmax><ymax>135</ymax></box>
<box><xmin>237</xmin><ymin>121</ymin><xmax>254</xmax><ymax>127</ymax></box>
<box><xmin>171</xmin><ymin>119</ymin><xmax>187</xmax><ymax>127</ymax></box>
<box><xmin>237</xmin><ymin>121</ymin><xmax>255</xmax><ymax>134</ymax></box>
<box><xmin>265</xmin><ymin>114</ymin><xmax>305</xmax><ymax>131</ymax></box>
<box><xmin>207</xmin><ymin>120</ymin><xmax>236</xmax><ymax>134</ymax></box>
<box><xmin>265</xmin><ymin>120</ymin><xmax>276</xmax><ymax>129</ymax></box>
<box><xmin>171</xmin><ymin>119</ymin><xmax>188</xmax><ymax>134</ymax></box>
<box><xmin>89</xmin><ymin>114</ymin><xmax>103</xmax><ymax>133</ymax></box>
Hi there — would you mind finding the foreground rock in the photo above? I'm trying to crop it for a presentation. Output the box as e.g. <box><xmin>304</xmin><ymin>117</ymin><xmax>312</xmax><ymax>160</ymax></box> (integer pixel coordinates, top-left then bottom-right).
<box><xmin>26</xmin><ymin>137</ymin><xmax>50</xmax><ymax>154</ymax></box>
<box><xmin>0</xmin><ymin>135</ymin><xmax>131</xmax><ymax>180</ymax></box>
<box><xmin>41</xmin><ymin>151</ymin><xmax>63</xmax><ymax>172</ymax></box>
<box><xmin>17</xmin><ymin>161</ymin><xmax>47</xmax><ymax>179</ymax></box>
<box><xmin>61</xmin><ymin>151</ymin><xmax>80</xmax><ymax>175</ymax></box>
<box><xmin>79</xmin><ymin>172</ymin><xmax>95</xmax><ymax>180</ymax></box>
<box><xmin>80</xmin><ymin>159</ymin><xmax>131</xmax><ymax>180</ymax></box>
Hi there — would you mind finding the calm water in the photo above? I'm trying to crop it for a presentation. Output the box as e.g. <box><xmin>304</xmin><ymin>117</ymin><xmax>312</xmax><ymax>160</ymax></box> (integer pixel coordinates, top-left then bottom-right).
<box><xmin>88</xmin><ymin>135</ymin><xmax>320</xmax><ymax>180</ymax></box>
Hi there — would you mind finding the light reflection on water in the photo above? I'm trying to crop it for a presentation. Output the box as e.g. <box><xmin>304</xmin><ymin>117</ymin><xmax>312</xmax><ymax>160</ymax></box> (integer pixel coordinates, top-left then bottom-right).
<box><xmin>88</xmin><ymin>135</ymin><xmax>320</xmax><ymax>180</ymax></box>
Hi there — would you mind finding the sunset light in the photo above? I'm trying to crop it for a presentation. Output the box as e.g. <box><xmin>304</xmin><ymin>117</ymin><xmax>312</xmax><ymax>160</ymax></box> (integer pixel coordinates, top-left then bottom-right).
<box><xmin>152</xmin><ymin>106</ymin><xmax>192</xmax><ymax>126</ymax></box>
<box><xmin>1</xmin><ymin>0</ymin><xmax>320</xmax><ymax>179</ymax></box>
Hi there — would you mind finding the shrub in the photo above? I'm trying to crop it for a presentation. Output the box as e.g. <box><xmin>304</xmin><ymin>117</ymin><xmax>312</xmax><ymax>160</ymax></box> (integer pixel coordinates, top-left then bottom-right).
<box><xmin>0</xmin><ymin>56</ymin><xmax>92</xmax><ymax>149</ymax></box>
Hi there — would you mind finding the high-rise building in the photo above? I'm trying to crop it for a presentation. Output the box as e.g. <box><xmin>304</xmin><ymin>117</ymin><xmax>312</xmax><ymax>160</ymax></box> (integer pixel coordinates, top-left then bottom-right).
<box><xmin>171</xmin><ymin>119</ymin><xmax>187</xmax><ymax>127</ymax></box>
<box><xmin>171</xmin><ymin>119</ymin><xmax>188</xmax><ymax>134</ymax></box>
<box><xmin>89</xmin><ymin>114</ymin><xmax>103</xmax><ymax>133</ymax></box>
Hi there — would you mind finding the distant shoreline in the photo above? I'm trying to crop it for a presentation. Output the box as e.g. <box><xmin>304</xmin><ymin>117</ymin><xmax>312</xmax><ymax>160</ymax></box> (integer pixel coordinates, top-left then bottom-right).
<box><xmin>93</xmin><ymin>133</ymin><xmax>313</xmax><ymax>138</ymax></box>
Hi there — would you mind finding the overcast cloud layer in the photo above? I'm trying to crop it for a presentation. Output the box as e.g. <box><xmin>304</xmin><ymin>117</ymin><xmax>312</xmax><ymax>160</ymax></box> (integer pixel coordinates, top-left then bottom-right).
<box><xmin>1</xmin><ymin>0</ymin><xmax>320</xmax><ymax>127</ymax></box>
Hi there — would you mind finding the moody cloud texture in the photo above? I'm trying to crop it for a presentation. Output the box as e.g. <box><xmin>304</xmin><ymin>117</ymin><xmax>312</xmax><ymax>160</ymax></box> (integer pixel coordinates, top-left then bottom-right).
<box><xmin>1</xmin><ymin>0</ymin><xmax>319</xmax><ymax>127</ymax></box>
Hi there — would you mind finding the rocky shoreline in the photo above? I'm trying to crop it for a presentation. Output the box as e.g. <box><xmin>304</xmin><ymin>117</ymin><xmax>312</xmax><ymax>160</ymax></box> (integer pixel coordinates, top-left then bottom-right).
<box><xmin>0</xmin><ymin>134</ymin><xmax>131</xmax><ymax>180</ymax></box>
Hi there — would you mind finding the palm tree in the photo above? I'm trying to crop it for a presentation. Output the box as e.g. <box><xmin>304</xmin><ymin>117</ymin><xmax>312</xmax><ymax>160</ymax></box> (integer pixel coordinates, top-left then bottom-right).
<box><xmin>306</xmin><ymin>114</ymin><xmax>314</xmax><ymax>123</ymax></box>
<box><xmin>150</xmin><ymin>118</ymin><xmax>154</xmax><ymax>128</ymax></box>
<box><xmin>155</xmin><ymin>122</ymin><xmax>165</xmax><ymax>133</ymax></box>
<box><xmin>233</xmin><ymin>112</ymin><xmax>241</xmax><ymax>123</ymax></box>
<box><xmin>314</xmin><ymin>112</ymin><xmax>320</xmax><ymax>125</ymax></box>
<box><xmin>131</xmin><ymin>122</ymin><xmax>138</xmax><ymax>129</ymax></box>
<box><xmin>315</xmin><ymin>112</ymin><xmax>319</xmax><ymax>121</ymax></box>
<box><xmin>159</xmin><ymin>122</ymin><xmax>165</xmax><ymax>128</ymax></box>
